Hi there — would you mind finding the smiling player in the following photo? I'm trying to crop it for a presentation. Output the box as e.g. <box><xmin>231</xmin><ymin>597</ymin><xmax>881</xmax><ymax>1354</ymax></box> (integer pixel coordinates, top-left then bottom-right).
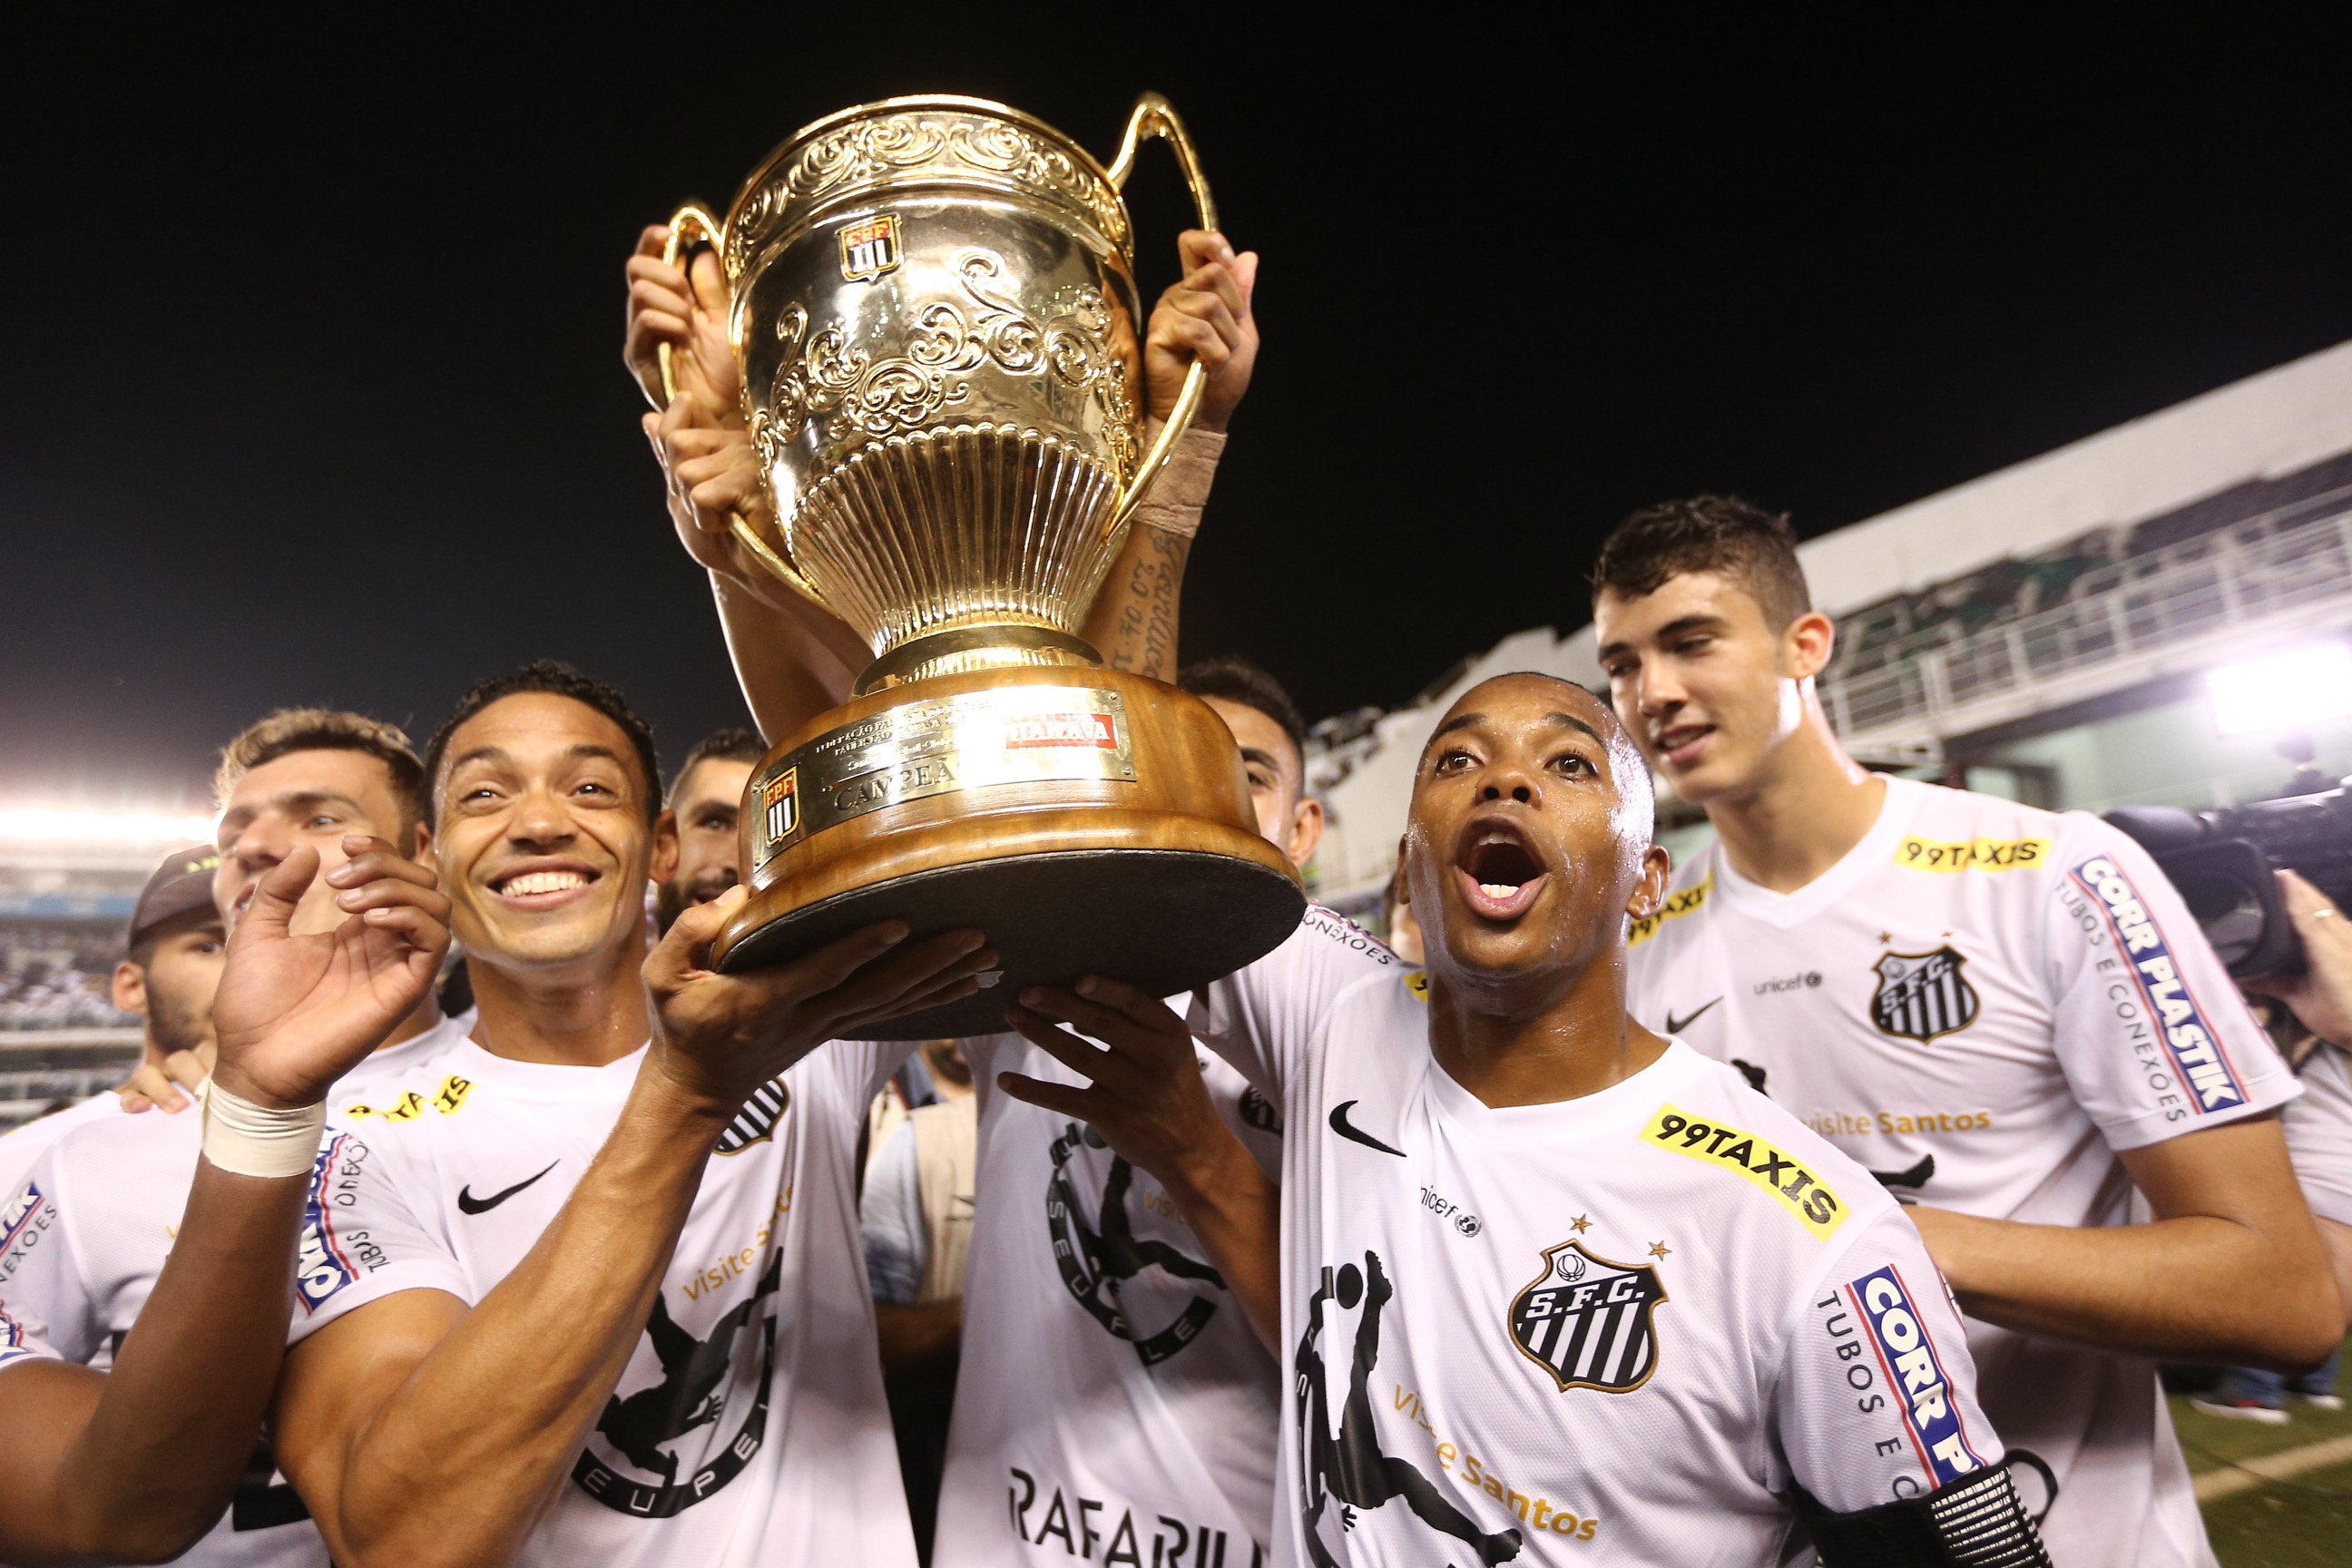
<box><xmin>1592</xmin><ymin>496</ymin><xmax>2339</xmax><ymax>1568</ymax></box>
<box><xmin>1001</xmin><ymin>673</ymin><xmax>2052</xmax><ymax>1565</ymax></box>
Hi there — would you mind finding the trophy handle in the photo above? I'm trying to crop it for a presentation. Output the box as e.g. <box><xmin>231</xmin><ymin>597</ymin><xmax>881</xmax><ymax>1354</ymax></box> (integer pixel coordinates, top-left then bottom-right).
<box><xmin>658</xmin><ymin>203</ymin><xmax>833</xmax><ymax>613</ymax></box>
<box><xmin>1102</xmin><ymin>93</ymin><xmax>1220</xmax><ymax>540</ymax></box>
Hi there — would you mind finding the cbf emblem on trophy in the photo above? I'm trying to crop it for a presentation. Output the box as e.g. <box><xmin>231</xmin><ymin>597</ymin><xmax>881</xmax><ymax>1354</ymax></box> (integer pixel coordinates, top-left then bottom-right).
<box><xmin>837</xmin><ymin>214</ymin><xmax>901</xmax><ymax>282</ymax></box>
<box><xmin>654</xmin><ymin>94</ymin><xmax>1302</xmax><ymax>1035</ymax></box>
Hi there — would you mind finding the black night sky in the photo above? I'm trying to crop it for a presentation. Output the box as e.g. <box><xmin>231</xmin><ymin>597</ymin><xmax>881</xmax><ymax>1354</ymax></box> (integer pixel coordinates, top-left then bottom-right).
<box><xmin>5</xmin><ymin>15</ymin><xmax>2347</xmax><ymax>806</ymax></box>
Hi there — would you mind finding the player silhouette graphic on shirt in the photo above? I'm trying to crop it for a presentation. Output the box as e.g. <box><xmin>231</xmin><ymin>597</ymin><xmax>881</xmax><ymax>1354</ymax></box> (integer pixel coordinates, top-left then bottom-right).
<box><xmin>596</xmin><ymin>1247</ymin><xmax>782</xmax><ymax>1485</ymax></box>
<box><xmin>1047</xmin><ymin>1123</ymin><xmax>1229</xmax><ymax>1362</ymax></box>
<box><xmin>1297</xmin><ymin>1251</ymin><xmax>1522</xmax><ymax>1565</ymax></box>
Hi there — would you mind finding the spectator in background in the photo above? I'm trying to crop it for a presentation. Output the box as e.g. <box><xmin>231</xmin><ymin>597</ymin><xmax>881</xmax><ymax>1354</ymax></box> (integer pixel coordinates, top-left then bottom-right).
<box><xmin>654</xmin><ymin>726</ymin><xmax>766</xmax><ymax>935</ymax></box>
<box><xmin>861</xmin><ymin>1038</ymin><xmax>977</xmax><ymax>1563</ymax></box>
<box><xmin>0</xmin><ymin>845</ymin><xmax>225</xmax><ymax>1192</ymax></box>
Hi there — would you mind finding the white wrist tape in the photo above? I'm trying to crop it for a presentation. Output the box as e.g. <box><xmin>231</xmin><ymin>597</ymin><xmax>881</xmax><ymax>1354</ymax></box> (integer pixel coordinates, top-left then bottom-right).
<box><xmin>1131</xmin><ymin>426</ymin><xmax>1227</xmax><ymax>540</ymax></box>
<box><xmin>198</xmin><ymin>1077</ymin><xmax>328</xmax><ymax>1180</ymax></box>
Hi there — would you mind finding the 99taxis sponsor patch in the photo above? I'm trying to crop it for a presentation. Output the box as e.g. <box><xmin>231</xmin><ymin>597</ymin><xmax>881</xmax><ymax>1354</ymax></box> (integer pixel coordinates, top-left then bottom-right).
<box><xmin>2072</xmin><ymin>854</ymin><xmax>2248</xmax><ymax>1112</ymax></box>
<box><xmin>1640</xmin><ymin>1104</ymin><xmax>1848</xmax><ymax>1240</ymax></box>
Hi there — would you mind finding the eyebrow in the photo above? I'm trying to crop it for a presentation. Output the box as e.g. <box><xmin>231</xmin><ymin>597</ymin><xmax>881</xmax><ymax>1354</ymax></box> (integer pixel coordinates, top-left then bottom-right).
<box><xmin>1598</xmin><ymin>612</ymin><xmax>1730</xmax><ymax>662</ymax></box>
<box><xmin>218</xmin><ymin>789</ymin><xmax>368</xmax><ymax>827</ymax></box>
<box><xmin>447</xmin><ymin>742</ymin><xmax>627</xmax><ymax>774</ymax></box>
<box><xmin>1238</xmin><ymin>746</ymin><xmax>1282</xmax><ymax>777</ymax></box>
<box><xmin>1428</xmin><ymin>710</ymin><xmax>1609</xmax><ymax>750</ymax></box>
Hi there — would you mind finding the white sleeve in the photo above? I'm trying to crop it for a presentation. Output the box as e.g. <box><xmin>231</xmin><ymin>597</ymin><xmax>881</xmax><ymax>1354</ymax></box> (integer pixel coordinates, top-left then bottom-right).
<box><xmin>859</xmin><ymin>1122</ymin><xmax>928</xmax><ymax>1306</ymax></box>
<box><xmin>2286</xmin><ymin>1043</ymin><xmax>2352</xmax><ymax>1226</ymax></box>
<box><xmin>0</xmin><ymin>1152</ymin><xmax>96</xmax><ymax>1368</ymax></box>
<box><xmin>2043</xmin><ymin>817</ymin><xmax>2298</xmax><ymax>1151</ymax></box>
<box><xmin>1187</xmin><ymin>906</ymin><xmax>1407</xmax><ymax>1102</ymax></box>
<box><xmin>1772</xmin><ymin>1208</ymin><xmax>2004</xmax><ymax>1513</ymax></box>
<box><xmin>289</xmin><ymin>1126</ymin><xmax>472</xmax><ymax>1344</ymax></box>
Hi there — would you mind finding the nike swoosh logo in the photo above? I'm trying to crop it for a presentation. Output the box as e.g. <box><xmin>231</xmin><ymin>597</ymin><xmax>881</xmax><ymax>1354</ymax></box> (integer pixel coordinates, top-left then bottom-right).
<box><xmin>1665</xmin><ymin>998</ymin><xmax>1723</xmax><ymax>1034</ymax></box>
<box><xmin>456</xmin><ymin>1161</ymin><xmax>560</xmax><ymax>1215</ymax></box>
<box><xmin>1328</xmin><ymin>1101</ymin><xmax>1406</xmax><ymax>1158</ymax></box>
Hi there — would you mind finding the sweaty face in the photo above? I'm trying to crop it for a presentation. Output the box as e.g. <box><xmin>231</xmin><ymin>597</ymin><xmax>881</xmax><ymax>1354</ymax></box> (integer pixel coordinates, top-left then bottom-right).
<box><xmin>215</xmin><ymin>749</ymin><xmax>418</xmax><ymax>936</ymax></box>
<box><xmin>657</xmin><ymin>757</ymin><xmax>755</xmax><ymax>932</ymax></box>
<box><xmin>436</xmin><ymin>692</ymin><xmax>675</xmax><ymax>974</ymax></box>
<box><xmin>1403</xmin><ymin>675</ymin><xmax>1661</xmax><ymax>985</ymax></box>
<box><xmin>1593</xmin><ymin>571</ymin><xmax>1807</xmax><ymax>805</ymax></box>
<box><xmin>140</xmin><ymin>909</ymin><xmax>227</xmax><ymax>1056</ymax></box>
<box><xmin>1200</xmin><ymin>696</ymin><xmax>1317</xmax><ymax>868</ymax></box>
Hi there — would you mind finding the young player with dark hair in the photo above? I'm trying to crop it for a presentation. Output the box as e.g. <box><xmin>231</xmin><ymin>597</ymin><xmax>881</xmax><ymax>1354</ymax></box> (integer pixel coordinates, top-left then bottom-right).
<box><xmin>1181</xmin><ymin>655</ymin><xmax>1325</xmax><ymax>869</ymax></box>
<box><xmin>0</xmin><ymin>838</ymin><xmax>452</xmax><ymax>1565</ymax></box>
<box><xmin>656</xmin><ymin>726</ymin><xmax>768</xmax><ymax>934</ymax></box>
<box><xmin>1591</xmin><ymin>495</ymin><xmax>2341</xmax><ymax>1567</ymax></box>
<box><xmin>267</xmin><ymin>664</ymin><xmax>997</xmax><ymax>1568</ymax></box>
<box><xmin>1000</xmin><ymin>672</ymin><xmax>2052</xmax><ymax>1564</ymax></box>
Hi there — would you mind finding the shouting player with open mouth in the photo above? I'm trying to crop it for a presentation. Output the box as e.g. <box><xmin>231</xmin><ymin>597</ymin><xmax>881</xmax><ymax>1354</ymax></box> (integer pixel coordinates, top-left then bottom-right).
<box><xmin>998</xmin><ymin>671</ymin><xmax>2053</xmax><ymax>1565</ymax></box>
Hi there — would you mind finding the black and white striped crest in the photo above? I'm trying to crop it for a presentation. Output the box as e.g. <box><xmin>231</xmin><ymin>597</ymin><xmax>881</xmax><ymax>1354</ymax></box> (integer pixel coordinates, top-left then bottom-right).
<box><xmin>1508</xmin><ymin>1241</ymin><xmax>1667</xmax><ymax>1394</ymax></box>
<box><xmin>1869</xmin><ymin>945</ymin><xmax>1980</xmax><ymax>1044</ymax></box>
<box><xmin>715</xmin><ymin>1078</ymin><xmax>791</xmax><ymax>1156</ymax></box>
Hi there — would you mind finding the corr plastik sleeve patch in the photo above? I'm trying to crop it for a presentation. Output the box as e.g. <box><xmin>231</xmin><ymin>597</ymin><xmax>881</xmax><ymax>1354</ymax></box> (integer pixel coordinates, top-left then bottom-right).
<box><xmin>2069</xmin><ymin>853</ymin><xmax>2248</xmax><ymax>1114</ymax></box>
<box><xmin>1640</xmin><ymin>1103</ymin><xmax>1848</xmax><ymax>1240</ymax></box>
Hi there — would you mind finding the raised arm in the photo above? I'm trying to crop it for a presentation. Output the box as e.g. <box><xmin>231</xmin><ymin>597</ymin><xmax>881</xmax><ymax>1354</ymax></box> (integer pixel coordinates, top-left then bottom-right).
<box><xmin>1910</xmin><ymin>1112</ymin><xmax>2340</xmax><ymax>1369</ymax></box>
<box><xmin>271</xmin><ymin>892</ymin><xmax>995</xmax><ymax>1568</ymax></box>
<box><xmin>0</xmin><ymin>839</ymin><xmax>448</xmax><ymax>1565</ymax></box>
<box><xmin>997</xmin><ymin>976</ymin><xmax>1283</xmax><ymax>1354</ymax></box>
<box><xmin>625</xmin><ymin>225</ymin><xmax>1259</xmax><ymax>737</ymax></box>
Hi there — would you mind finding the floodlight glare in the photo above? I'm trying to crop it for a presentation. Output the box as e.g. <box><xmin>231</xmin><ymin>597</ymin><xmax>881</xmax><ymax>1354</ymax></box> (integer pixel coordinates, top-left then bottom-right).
<box><xmin>0</xmin><ymin>808</ymin><xmax>217</xmax><ymax>842</ymax></box>
<box><xmin>2206</xmin><ymin>644</ymin><xmax>2352</xmax><ymax>738</ymax></box>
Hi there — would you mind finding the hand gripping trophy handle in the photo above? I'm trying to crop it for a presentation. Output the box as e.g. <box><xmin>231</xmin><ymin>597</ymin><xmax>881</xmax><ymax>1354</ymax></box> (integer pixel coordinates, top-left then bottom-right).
<box><xmin>654</xmin><ymin>204</ymin><xmax>834</xmax><ymax>612</ymax></box>
<box><xmin>1100</xmin><ymin>91</ymin><xmax>1219</xmax><ymax>540</ymax></box>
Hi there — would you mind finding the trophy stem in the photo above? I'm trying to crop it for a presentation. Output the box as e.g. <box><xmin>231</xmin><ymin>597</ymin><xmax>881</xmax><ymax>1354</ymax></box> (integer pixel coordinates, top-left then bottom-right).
<box><xmin>854</xmin><ymin>624</ymin><xmax>1103</xmax><ymax>697</ymax></box>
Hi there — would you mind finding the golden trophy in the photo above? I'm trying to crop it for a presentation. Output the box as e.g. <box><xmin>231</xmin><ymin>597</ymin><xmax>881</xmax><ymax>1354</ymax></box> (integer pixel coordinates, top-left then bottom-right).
<box><xmin>660</xmin><ymin>93</ymin><xmax>1302</xmax><ymax>1036</ymax></box>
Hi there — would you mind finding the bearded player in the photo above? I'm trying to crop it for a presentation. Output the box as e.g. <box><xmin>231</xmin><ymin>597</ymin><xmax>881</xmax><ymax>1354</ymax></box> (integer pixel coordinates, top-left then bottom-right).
<box><xmin>1001</xmin><ymin>673</ymin><xmax>2053</xmax><ymax>1565</ymax></box>
<box><xmin>1592</xmin><ymin>497</ymin><xmax>2340</xmax><ymax>1568</ymax></box>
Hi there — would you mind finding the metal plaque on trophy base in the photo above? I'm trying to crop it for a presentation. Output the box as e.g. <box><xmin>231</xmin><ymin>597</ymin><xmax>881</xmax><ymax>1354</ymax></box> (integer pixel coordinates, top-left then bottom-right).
<box><xmin>660</xmin><ymin>93</ymin><xmax>1302</xmax><ymax>1036</ymax></box>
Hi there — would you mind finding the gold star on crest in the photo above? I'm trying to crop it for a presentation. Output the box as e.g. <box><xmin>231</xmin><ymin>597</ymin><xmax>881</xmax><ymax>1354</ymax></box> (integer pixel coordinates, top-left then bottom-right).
<box><xmin>1570</xmin><ymin>1214</ymin><xmax>1592</xmax><ymax>1233</ymax></box>
<box><xmin>1649</xmin><ymin>1241</ymin><xmax>1672</xmax><ymax>1259</ymax></box>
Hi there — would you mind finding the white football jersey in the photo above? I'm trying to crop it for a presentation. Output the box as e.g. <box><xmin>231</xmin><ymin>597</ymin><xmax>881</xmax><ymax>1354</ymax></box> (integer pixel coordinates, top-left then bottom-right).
<box><xmin>1191</xmin><ymin>908</ymin><xmax>2002</xmax><ymax>1567</ymax></box>
<box><xmin>0</xmin><ymin>1008</ymin><xmax>473</xmax><ymax>1568</ymax></box>
<box><xmin>1626</xmin><ymin>776</ymin><xmax>2296</xmax><ymax>1568</ymax></box>
<box><xmin>934</xmin><ymin>1031</ymin><xmax>1283</xmax><ymax>1568</ymax></box>
<box><xmin>295</xmin><ymin>1034</ymin><xmax>916</xmax><ymax>1568</ymax></box>
<box><xmin>0</xmin><ymin>1090</ymin><xmax>123</xmax><ymax>1198</ymax></box>
<box><xmin>2286</xmin><ymin>1042</ymin><xmax>2352</xmax><ymax>1227</ymax></box>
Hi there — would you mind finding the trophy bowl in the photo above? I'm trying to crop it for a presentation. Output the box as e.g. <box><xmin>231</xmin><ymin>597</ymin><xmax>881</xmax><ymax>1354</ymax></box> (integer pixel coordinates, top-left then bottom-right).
<box><xmin>664</xmin><ymin>93</ymin><xmax>1303</xmax><ymax>1036</ymax></box>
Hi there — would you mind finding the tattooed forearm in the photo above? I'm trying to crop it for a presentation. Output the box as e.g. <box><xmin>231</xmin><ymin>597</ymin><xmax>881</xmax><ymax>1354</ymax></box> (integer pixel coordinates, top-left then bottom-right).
<box><xmin>1100</xmin><ymin>526</ymin><xmax>1193</xmax><ymax>682</ymax></box>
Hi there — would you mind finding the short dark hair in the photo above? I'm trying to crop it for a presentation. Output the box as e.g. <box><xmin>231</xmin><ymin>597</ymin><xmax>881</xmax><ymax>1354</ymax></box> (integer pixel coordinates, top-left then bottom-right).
<box><xmin>1589</xmin><ymin>495</ymin><xmax>1811</xmax><ymax>632</ymax></box>
<box><xmin>423</xmin><ymin>661</ymin><xmax>662</xmax><ymax>821</ymax></box>
<box><xmin>214</xmin><ymin>709</ymin><xmax>427</xmax><ymax>844</ymax></box>
<box><xmin>1179</xmin><ymin>656</ymin><xmax>1307</xmax><ymax>767</ymax></box>
<box><xmin>669</xmin><ymin>727</ymin><xmax>767</xmax><ymax>807</ymax></box>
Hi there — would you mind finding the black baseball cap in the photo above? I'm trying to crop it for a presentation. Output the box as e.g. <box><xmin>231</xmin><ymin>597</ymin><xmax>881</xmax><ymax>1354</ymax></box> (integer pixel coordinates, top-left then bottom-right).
<box><xmin>129</xmin><ymin>844</ymin><xmax>222</xmax><ymax>949</ymax></box>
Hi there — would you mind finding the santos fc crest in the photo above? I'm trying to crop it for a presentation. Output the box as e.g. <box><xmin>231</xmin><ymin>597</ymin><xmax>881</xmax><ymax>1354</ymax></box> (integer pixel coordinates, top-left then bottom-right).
<box><xmin>1508</xmin><ymin>1240</ymin><xmax>1667</xmax><ymax>1394</ymax></box>
<box><xmin>1869</xmin><ymin>945</ymin><xmax>1979</xmax><ymax>1044</ymax></box>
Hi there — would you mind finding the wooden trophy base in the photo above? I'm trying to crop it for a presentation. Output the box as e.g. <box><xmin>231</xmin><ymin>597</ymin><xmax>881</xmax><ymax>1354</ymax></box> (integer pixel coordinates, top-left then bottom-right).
<box><xmin>710</xmin><ymin>663</ymin><xmax>1304</xmax><ymax>1040</ymax></box>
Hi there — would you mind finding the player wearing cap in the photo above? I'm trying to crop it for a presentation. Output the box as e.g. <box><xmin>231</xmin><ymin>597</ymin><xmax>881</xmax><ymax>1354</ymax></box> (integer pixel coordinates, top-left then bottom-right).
<box><xmin>266</xmin><ymin>662</ymin><xmax>995</xmax><ymax>1568</ymax></box>
<box><xmin>925</xmin><ymin>657</ymin><xmax>1318</xmax><ymax>1568</ymax></box>
<box><xmin>0</xmin><ymin>843</ymin><xmax>226</xmax><ymax>1193</ymax></box>
<box><xmin>654</xmin><ymin>726</ymin><xmax>766</xmax><ymax>934</ymax></box>
<box><xmin>998</xmin><ymin>671</ymin><xmax>2051</xmax><ymax>1565</ymax></box>
<box><xmin>1591</xmin><ymin>496</ymin><xmax>2341</xmax><ymax>1567</ymax></box>
<box><xmin>0</xmin><ymin>835</ymin><xmax>452</xmax><ymax>1564</ymax></box>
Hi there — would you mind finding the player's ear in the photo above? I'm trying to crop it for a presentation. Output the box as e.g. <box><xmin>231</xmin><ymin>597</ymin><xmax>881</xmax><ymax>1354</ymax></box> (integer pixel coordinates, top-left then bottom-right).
<box><xmin>1625</xmin><ymin>844</ymin><xmax>1671</xmax><ymax>923</ymax></box>
<box><xmin>649</xmin><ymin>807</ymin><xmax>681</xmax><ymax>886</ymax></box>
<box><xmin>1782</xmin><ymin>609</ymin><xmax>1836</xmax><ymax>682</ymax></box>
<box><xmin>1287</xmin><ymin>798</ymin><xmax>1325</xmax><ymax>869</ymax></box>
<box><xmin>111</xmin><ymin>959</ymin><xmax>149</xmax><ymax>1017</ymax></box>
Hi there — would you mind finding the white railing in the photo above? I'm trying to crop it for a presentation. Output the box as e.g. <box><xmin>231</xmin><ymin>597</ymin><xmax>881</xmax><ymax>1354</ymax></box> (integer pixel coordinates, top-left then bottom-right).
<box><xmin>1821</xmin><ymin>502</ymin><xmax>2352</xmax><ymax>748</ymax></box>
